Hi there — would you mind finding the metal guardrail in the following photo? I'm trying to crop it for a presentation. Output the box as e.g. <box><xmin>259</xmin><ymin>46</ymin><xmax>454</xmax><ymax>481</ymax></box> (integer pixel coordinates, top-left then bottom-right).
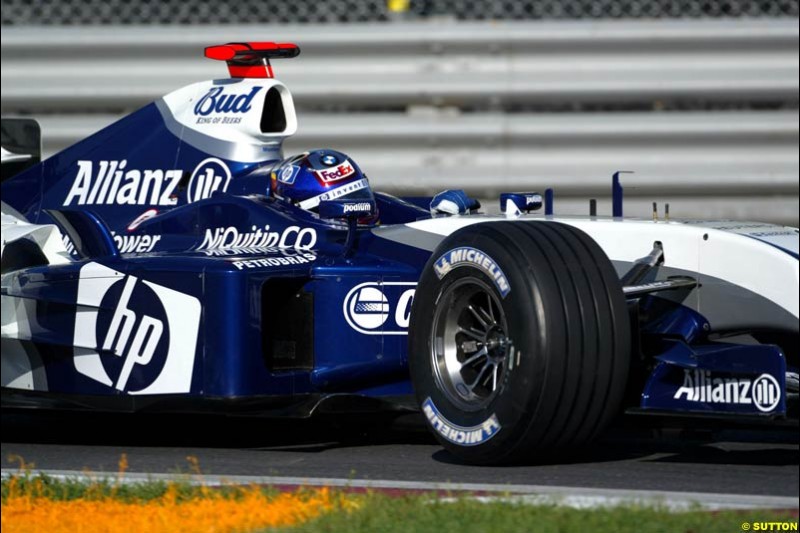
<box><xmin>2</xmin><ymin>20</ymin><xmax>798</xmax><ymax>111</ymax></box>
<box><xmin>33</xmin><ymin>110</ymin><xmax>797</xmax><ymax>193</ymax></box>
<box><xmin>1</xmin><ymin>21</ymin><xmax>799</xmax><ymax>224</ymax></box>
<box><xmin>27</xmin><ymin>109</ymin><xmax>800</xmax><ymax>224</ymax></box>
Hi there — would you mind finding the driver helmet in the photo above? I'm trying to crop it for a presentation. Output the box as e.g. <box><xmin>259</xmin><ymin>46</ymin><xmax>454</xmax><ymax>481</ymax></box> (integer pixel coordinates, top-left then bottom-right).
<box><xmin>271</xmin><ymin>149</ymin><xmax>374</xmax><ymax>213</ymax></box>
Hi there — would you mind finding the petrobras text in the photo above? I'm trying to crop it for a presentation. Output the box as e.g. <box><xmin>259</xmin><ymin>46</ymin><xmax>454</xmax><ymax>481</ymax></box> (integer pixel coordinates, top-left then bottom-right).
<box><xmin>198</xmin><ymin>225</ymin><xmax>317</xmax><ymax>251</ymax></box>
<box><xmin>314</xmin><ymin>160</ymin><xmax>355</xmax><ymax>183</ymax></box>
<box><xmin>64</xmin><ymin>160</ymin><xmax>181</xmax><ymax>206</ymax></box>
<box><xmin>230</xmin><ymin>251</ymin><xmax>318</xmax><ymax>270</ymax></box>
<box><xmin>422</xmin><ymin>397</ymin><xmax>501</xmax><ymax>447</ymax></box>
<box><xmin>673</xmin><ymin>369</ymin><xmax>781</xmax><ymax>413</ymax></box>
<box><xmin>193</xmin><ymin>86</ymin><xmax>262</xmax><ymax>123</ymax></box>
<box><xmin>434</xmin><ymin>247</ymin><xmax>511</xmax><ymax>297</ymax></box>
<box><xmin>343</xmin><ymin>282</ymin><xmax>416</xmax><ymax>335</ymax></box>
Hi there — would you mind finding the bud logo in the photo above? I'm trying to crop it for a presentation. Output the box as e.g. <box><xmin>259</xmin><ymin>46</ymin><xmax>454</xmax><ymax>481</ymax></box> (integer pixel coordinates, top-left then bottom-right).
<box><xmin>193</xmin><ymin>86</ymin><xmax>262</xmax><ymax>116</ymax></box>
<box><xmin>64</xmin><ymin>160</ymin><xmax>181</xmax><ymax>206</ymax></box>
<box><xmin>199</xmin><ymin>225</ymin><xmax>317</xmax><ymax>251</ymax></box>
<box><xmin>73</xmin><ymin>262</ymin><xmax>200</xmax><ymax>395</ymax></box>
<box><xmin>343</xmin><ymin>282</ymin><xmax>416</xmax><ymax>335</ymax></box>
<box><xmin>315</xmin><ymin>160</ymin><xmax>355</xmax><ymax>183</ymax></box>
<box><xmin>673</xmin><ymin>369</ymin><xmax>781</xmax><ymax>413</ymax></box>
<box><xmin>187</xmin><ymin>158</ymin><xmax>232</xmax><ymax>203</ymax></box>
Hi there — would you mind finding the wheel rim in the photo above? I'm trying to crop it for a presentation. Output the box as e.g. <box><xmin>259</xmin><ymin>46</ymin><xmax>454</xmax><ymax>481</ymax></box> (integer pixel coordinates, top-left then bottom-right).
<box><xmin>430</xmin><ymin>278</ymin><xmax>511</xmax><ymax>412</ymax></box>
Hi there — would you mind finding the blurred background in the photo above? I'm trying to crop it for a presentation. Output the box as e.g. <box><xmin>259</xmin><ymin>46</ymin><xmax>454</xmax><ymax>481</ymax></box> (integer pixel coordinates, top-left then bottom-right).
<box><xmin>1</xmin><ymin>0</ymin><xmax>797</xmax><ymax>224</ymax></box>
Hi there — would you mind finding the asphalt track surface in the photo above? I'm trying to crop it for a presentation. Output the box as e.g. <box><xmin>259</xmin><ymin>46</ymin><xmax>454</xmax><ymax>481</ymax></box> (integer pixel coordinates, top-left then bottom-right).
<box><xmin>2</xmin><ymin>411</ymin><xmax>798</xmax><ymax>499</ymax></box>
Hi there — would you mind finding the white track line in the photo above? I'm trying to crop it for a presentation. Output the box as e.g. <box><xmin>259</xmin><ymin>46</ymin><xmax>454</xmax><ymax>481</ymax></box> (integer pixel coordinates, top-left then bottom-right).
<box><xmin>3</xmin><ymin>468</ymin><xmax>797</xmax><ymax>511</ymax></box>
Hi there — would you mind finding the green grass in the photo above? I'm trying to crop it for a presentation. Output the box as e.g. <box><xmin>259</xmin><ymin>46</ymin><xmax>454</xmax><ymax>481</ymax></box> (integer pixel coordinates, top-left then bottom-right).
<box><xmin>3</xmin><ymin>473</ymin><xmax>187</xmax><ymax>502</ymax></box>
<box><xmin>3</xmin><ymin>474</ymin><xmax>796</xmax><ymax>533</ymax></box>
<box><xmin>273</xmin><ymin>492</ymin><xmax>798</xmax><ymax>533</ymax></box>
<box><xmin>1</xmin><ymin>472</ymin><xmax>280</xmax><ymax>503</ymax></box>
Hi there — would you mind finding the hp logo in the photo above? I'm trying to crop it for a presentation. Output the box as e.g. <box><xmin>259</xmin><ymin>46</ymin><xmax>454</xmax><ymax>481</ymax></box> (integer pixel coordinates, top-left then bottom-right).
<box><xmin>73</xmin><ymin>262</ymin><xmax>201</xmax><ymax>395</ymax></box>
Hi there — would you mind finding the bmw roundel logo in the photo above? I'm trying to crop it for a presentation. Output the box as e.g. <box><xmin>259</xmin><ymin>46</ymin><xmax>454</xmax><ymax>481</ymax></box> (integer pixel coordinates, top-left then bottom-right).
<box><xmin>320</xmin><ymin>154</ymin><xmax>338</xmax><ymax>166</ymax></box>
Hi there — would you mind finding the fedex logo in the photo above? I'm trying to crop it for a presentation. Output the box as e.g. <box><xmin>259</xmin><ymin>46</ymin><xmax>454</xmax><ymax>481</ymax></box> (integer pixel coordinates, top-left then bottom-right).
<box><xmin>315</xmin><ymin>161</ymin><xmax>355</xmax><ymax>183</ymax></box>
<box><xmin>193</xmin><ymin>86</ymin><xmax>262</xmax><ymax>117</ymax></box>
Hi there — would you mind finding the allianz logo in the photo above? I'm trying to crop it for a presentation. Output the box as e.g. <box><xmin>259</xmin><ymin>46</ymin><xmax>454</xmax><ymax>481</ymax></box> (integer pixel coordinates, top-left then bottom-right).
<box><xmin>199</xmin><ymin>225</ymin><xmax>317</xmax><ymax>251</ymax></box>
<box><xmin>64</xmin><ymin>160</ymin><xmax>181</xmax><ymax>207</ymax></box>
<box><xmin>187</xmin><ymin>158</ymin><xmax>231</xmax><ymax>203</ymax></box>
<box><xmin>63</xmin><ymin>158</ymin><xmax>232</xmax><ymax>207</ymax></box>
<box><xmin>193</xmin><ymin>86</ymin><xmax>262</xmax><ymax>116</ymax></box>
<box><xmin>673</xmin><ymin>369</ymin><xmax>781</xmax><ymax>413</ymax></box>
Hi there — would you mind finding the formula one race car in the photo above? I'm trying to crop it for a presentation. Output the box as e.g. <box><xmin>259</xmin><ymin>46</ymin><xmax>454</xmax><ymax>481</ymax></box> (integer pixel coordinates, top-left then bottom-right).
<box><xmin>2</xmin><ymin>42</ymin><xmax>797</xmax><ymax>464</ymax></box>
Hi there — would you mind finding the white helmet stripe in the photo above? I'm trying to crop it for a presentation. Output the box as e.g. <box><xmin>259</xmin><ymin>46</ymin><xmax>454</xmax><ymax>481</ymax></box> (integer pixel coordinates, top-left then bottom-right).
<box><xmin>297</xmin><ymin>178</ymin><xmax>370</xmax><ymax>210</ymax></box>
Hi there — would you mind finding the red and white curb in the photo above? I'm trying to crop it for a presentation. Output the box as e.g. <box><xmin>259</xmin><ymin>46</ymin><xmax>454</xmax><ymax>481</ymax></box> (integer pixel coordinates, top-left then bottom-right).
<box><xmin>2</xmin><ymin>468</ymin><xmax>797</xmax><ymax>512</ymax></box>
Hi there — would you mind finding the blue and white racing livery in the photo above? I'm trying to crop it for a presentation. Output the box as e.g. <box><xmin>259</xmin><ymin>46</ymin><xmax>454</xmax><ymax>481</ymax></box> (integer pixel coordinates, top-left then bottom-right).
<box><xmin>1</xmin><ymin>42</ymin><xmax>797</xmax><ymax>464</ymax></box>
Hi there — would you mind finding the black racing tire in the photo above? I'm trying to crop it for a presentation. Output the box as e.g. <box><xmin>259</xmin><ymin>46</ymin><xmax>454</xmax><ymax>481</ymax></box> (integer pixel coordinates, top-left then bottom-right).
<box><xmin>408</xmin><ymin>220</ymin><xmax>630</xmax><ymax>465</ymax></box>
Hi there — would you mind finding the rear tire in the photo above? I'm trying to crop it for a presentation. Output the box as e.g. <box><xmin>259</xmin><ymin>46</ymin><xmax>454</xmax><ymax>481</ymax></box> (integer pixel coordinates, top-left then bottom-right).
<box><xmin>408</xmin><ymin>220</ymin><xmax>630</xmax><ymax>464</ymax></box>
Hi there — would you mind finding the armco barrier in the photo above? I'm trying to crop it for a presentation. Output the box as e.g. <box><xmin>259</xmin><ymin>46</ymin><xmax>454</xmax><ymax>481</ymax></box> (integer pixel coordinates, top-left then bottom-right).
<box><xmin>1</xmin><ymin>20</ymin><xmax>798</xmax><ymax>224</ymax></box>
